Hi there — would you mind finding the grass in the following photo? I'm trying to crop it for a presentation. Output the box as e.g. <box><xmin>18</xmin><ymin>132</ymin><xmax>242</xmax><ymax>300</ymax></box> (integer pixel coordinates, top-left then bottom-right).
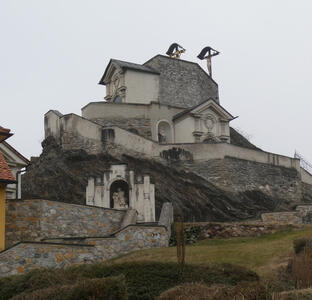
<box><xmin>113</xmin><ymin>225</ymin><xmax>312</xmax><ymax>276</ymax></box>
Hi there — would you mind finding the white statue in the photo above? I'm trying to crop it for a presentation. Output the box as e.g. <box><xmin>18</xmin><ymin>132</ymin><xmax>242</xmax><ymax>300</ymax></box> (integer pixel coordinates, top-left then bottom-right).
<box><xmin>113</xmin><ymin>188</ymin><xmax>128</xmax><ymax>209</ymax></box>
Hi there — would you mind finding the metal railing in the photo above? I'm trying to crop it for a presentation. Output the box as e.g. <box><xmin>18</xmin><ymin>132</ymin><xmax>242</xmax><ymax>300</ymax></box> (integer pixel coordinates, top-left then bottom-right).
<box><xmin>294</xmin><ymin>151</ymin><xmax>312</xmax><ymax>175</ymax></box>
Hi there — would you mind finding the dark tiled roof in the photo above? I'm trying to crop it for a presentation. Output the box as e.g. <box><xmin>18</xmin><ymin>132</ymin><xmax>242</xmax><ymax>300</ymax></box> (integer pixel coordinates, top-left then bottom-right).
<box><xmin>0</xmin><ymin>152</ymin><xmax>16</xmax><ymax>183</ymax></box>
<box><xmin>99</xmin><ymin>59</ymin><xmax>160</xmax><ymax>85</ymax></box>
<box><xmin>230</xmin><ymin>127</ymin><xmax>262</xmax><ymax>151</ymax></box>
<box><xmin>110</xmin><ymin>59</ymin><xmax>159</xmax><ymax>74</ymax></box>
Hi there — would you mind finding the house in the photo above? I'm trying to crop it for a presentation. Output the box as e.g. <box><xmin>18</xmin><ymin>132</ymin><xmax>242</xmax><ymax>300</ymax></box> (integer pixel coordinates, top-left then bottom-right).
<box><xmin>0</xmin><ymin>126</ymin><xmax>16</xmax><ymax>250</ymax></box>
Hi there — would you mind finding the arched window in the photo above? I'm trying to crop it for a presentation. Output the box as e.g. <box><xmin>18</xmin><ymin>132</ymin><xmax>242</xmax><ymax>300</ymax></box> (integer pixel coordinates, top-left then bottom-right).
<box><xmin>157</xmin><ymin>121</ymin><xmax>172</xmax><ymax>144</ymax></box>
<box><xmin>110</xmin><ymin>180</ymin><xmax>129</xmax><ymax>209</ymax></box>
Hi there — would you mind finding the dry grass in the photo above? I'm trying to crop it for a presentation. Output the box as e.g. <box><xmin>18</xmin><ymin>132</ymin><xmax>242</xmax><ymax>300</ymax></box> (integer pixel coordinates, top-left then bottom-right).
<box><xmin>290</xmin><ymin>245</ymin><xmax>312</xmax><ymax>289</ymax></box>
<box><xmin>113</xmin><ymin>225</ymin><xmax>312</xmax><ymax>277</ymax></box>
<box><xmin>157</xmin><ymin>283</ymin><xmax>226</xmax><ymax>300</ymax></box>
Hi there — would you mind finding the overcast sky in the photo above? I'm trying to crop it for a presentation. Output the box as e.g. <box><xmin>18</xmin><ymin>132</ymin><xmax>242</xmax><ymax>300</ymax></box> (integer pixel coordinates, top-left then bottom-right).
<box><xmin>1</xmin><ymin>0</ymin><xmax>312</xmax><ymax>163</ymax></box>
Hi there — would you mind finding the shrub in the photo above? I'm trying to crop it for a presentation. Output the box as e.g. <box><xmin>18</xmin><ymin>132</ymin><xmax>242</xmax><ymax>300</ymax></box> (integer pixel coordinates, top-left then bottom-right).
<box><xmin>157</xmin><ymin>283</ymin><xmax>226</xmax><ymax>300</ymax></box>
<box><xmin>212</xmin><ymin>281</ymin><xmax>272</xmax><ymax>300</ymax></box>
<box><xmin>170</xmin><ymin>224</ymin><xmax>202</xmax><ymax>246</ymax></box>
<box><xmin>10</xmin><ymin>276</ymin><xmax>127</xmax><ymax>300</ymax></box>
<box><xmin>293</xmin><ymin>238</ymin><xmax>312</xmax><ymax>254</ymax></box>
<box><xmin>0</xmin><ymin>262</ymin><xmax>258</xmax><ymax>300</ymax></box>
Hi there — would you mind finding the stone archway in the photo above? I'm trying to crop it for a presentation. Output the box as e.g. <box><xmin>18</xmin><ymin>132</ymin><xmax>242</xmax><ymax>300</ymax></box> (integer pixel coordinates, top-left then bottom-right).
<box><xmin>157</xmin><ymin>120</ymin><xmax>172</xmax><ymax>144</ymax></box>
<box><xmin>109</xmin><ymin>180</ymin><xmax>129</xmax><ymax>209</ymax></box>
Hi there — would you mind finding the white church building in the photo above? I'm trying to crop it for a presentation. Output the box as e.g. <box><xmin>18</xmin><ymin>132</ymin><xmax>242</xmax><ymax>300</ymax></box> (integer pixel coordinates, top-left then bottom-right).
<box><xmin>44</xmin><ymin>49</ymin><xmax>312</xmax><ymax>222</ymax></box>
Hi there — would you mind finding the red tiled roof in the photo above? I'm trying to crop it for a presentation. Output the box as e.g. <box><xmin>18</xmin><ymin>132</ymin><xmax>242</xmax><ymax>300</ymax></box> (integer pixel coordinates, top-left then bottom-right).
<box><xmin>0</xmin><ymin>126</ymin><xmax>12</xmax><ymax>143</ymax></box>
<box><xmin>0</xmin><ymin>152</ymin><xmax>16</xmax><ymax>183</ymax></box>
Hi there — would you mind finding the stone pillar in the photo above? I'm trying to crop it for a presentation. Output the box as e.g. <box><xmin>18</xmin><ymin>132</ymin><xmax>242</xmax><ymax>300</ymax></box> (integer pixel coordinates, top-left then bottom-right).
<box><xmin>94</xmin><ymin>177</ymin><xmax>102</xmax><ymax>207</ymax></box>
<box><xmin>144</xmin><ymin>175</ymin><xmax>151</xmax><ymax>222</ymax></box>
<box><xmin>129</xmin><ymin>171</ymin><xmax>135</xmax><ymax>209</ymax></box>
<box><xmin>158</xmin><ymin>202</ymin><xmax>174</xmax><ymax>237</ymax></box>
<box><xmin>86</xmin><ymin>178</ymin><xmax>95</xmax><ymax>206</ymax></box>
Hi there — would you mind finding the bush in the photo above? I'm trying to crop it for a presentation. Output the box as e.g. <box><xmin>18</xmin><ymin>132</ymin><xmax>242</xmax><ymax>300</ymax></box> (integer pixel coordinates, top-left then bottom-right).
<box><xmin>293</xmin><ymin>238</ymin><xmax>312</xmax><ymax>254</ymax></box>
<box><xmin>170</xmin><ymin>224</ymin><xmax>202</xmax><ymax>246</ymax></box>
<box><xmin>0</xmin><ymin>262</ymin><xmax>258</xmax><ymax>300</ymax></box>
<box><xmin>157</xmin><ymin>283</ymin><xmax>225</xmax><ymax>300</ymax></box>
<box><xmin>212</xmin><ymin>281</ymin><xmax>271</xmax><ymax>300</ymax></box>
<box><xmin>10</xmin><ymin>276</ymin><xmax>127</xmax><ymax>300</ymax></box>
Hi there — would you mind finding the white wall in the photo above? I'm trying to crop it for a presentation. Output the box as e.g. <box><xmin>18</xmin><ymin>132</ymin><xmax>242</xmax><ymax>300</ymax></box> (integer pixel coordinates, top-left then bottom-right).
<box><xmin>174</xmin><ymin>117</ymin><xmax>195</xmax><ymax>143</ymax></box>
<box><xmin>124</xmin><ymin>70</ymin><xmax>159</xmax><ymax>104</ymax></box>
<box><xmin>301</xmin><ymin>168</ymin><xmax>312</xmax><ymax>185</ymax></box>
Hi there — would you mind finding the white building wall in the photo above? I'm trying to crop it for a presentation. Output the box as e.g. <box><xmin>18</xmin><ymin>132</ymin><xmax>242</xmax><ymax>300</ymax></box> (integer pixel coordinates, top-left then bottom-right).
<box><xmin>124</xmin><ymin>70</ymin><xmax>159</xmax><ymax>104</ymax></box>
<box><xmin>174</xmin><ymin>117</ymin><xmax>195</xmax><ymax>143</ymax></box>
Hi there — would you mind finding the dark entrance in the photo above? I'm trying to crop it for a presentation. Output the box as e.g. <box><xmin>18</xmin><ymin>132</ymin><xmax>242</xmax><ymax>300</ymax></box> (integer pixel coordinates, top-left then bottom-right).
<box><xmin>110</xmin><ymin>180</ymin><xmax>129</xmax><ymax>209</ymax></box>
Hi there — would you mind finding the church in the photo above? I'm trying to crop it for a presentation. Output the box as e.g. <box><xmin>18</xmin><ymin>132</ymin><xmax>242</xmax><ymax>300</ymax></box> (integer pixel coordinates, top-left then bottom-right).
<box><xmin>44</xmin><ymin>45</ymin><xmax>312</xmax><ymax>222</ymax></box>
<box><xmin>89</xmin><ymin>51</ymin><xmax>233</xmax><ymax>144</ymax></box>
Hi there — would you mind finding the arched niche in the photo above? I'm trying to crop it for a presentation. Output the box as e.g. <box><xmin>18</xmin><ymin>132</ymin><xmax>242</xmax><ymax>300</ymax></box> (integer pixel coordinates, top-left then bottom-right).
<box><xmin>113</xmin><ymin>95</ymin><xmax>123</xmax><ymax>103</ymax></box>
<box><xmin>109</xmin><ymin>180</ymin><xmax>129</xmax><ymax>209</ymax></box>
<box><xmin>157</xmin><ymin>120</ymin><xmax>173</xmax><ymax>144</ymax></box>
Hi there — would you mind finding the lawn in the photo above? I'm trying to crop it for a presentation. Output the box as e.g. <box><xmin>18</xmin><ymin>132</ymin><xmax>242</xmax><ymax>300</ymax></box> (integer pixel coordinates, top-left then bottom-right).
<box><xmin>113</xmin><ymin>225</ymin><xmax>312</xmax><ymax>276</ymax></box>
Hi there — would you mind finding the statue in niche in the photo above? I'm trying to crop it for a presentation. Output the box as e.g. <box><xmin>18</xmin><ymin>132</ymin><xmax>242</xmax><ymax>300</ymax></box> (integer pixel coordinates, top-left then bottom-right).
<box><xmin>113</xmin><ymin>188</ymin><xmax>128</xmax><ymax>209</ymax></box>
<box><xmin>158</xmin><ymin>129</ymin><xmax>167</xmax><ymax>144</ymax></box>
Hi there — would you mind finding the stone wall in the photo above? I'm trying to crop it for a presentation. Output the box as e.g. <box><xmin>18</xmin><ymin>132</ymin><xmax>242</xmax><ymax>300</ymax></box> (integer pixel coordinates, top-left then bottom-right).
<box><xmin>261</xmin><ymin>205</ymin><xmax>312</xmax><ymax>225</ymax></box>
<box><xmin>6</xmin><ymin>199</ymin><xmax>126</xmax><ymax>248</ymax></box>
<box><xmin>188</xmin><ymin>157</ymin><xmax>302</xmax><ymax>206</ymax></box>
<box><xmin>0</xmin><ymin>242</ymin><xmax>94</xmax><ymax>277</ymax></box>
<box><xmin>0</xmin><ymin>225</ymin><xmax>168</xmax><ymax>278</ymax></box>
<box><xmin>144</xmin><ymin>55</ymin><xmax>219</xmax><ymax>107</ymax></box>
<box><xmin>261</xmin><ymin>212</ymin><xmax>302</xmax><ymax>225</ymax></box>
<box><xmin>172</xmin><ymin>222</ymin><xmax>292</xmax><ymax>244</ymax></box>
<box><xmin>93</xmin><ymin>117</ymin><xmax>152</xmax><ymax>139</ymax></box>
<box><xmin>302</xmin><ymin>182</ymin><xmax>312</xmax><ymax>203</ymax></box>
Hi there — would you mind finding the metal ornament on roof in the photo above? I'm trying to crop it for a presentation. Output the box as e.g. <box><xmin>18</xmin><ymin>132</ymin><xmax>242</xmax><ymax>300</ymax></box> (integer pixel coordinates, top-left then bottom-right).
<box><xmin>166</xmin><ymin>43</ymin><xmax>186</xmax><ymax>59</ymax></box>
<box><xmin>197</xmin><ymin>46</ymin><xmax>220</xmax><ymax>77</ymax></box>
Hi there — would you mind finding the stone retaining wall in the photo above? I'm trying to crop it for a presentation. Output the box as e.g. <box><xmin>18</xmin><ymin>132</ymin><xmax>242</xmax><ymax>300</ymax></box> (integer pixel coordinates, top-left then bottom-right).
<box><xmin>261</xmin><ymin>205</ymin><xmax>312</xmax><ymax>225</ymax></box>
<box><xmin>0</xmin><ymin>225</ymin><xmax>168</xmax><ymax>278</ymax></box>
<box><xmin>6</xmin><ymin>199</ymin><xmax>126</xmax><ymax>248</ymax></box>
<box><xmin>188</xmin><ymin>157</ymin><xmax>302</xmax><ymax>205</ymax></box>
<box><xmin>171</xmin><ymin>222</ymin><xmax>291</xmax><ymax>245</ymax></box>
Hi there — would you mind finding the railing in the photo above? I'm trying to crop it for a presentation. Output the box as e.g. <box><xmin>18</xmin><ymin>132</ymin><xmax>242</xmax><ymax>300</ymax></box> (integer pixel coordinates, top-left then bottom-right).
<box><xmin>294</xmin><ymin>151</ymin><xmax>312</xmax><ymax>175</ymax></box>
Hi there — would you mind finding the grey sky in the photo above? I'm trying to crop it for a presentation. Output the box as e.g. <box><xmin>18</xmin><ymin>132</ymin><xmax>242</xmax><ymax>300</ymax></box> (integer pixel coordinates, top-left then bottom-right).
<box><xmin>1</xmin><ymin>0</ymin><xmax>312</xmax><ymax>163</ymax></box>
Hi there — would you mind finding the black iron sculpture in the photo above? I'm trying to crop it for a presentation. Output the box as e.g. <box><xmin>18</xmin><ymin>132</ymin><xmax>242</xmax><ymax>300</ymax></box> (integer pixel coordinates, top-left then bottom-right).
<box><xmin>166</xmin><ymin>43</ymin><xmax>186</xmax><ymax>59</ymax></box>
<box><xmin>197</xmin><ymin>46</ymin><xmax>220</xmax><ymax>77</ymax></box>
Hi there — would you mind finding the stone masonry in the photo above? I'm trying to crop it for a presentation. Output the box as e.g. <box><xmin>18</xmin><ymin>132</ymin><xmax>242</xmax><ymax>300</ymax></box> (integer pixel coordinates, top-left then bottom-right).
<box><xmin>1</xmin><ymin>199</ymin><xmax>172</xmax><ymax>278</ymax></box>
<box><xmin>93</xmin><ymin>117</ymin><xmax>152</xmax><ymax>139</ymax></box>
<box><xmin>188</xmin><ymin>156</ymin><xmax>302</xmax><ymax>206</ymax></box>
<box><xmin>5</xmin><ymin>199</ymin><xmax>126</xmax><ymax>248</ymax></box>
<box><xmin>261</xmin><ymin>205</ymin><xmax>312</xmax><ymax>225</ymax></box>
<box><xmin>0</xmin><ymin>225</ymin><xmax>168</xmax><ymax>277</ymax></box>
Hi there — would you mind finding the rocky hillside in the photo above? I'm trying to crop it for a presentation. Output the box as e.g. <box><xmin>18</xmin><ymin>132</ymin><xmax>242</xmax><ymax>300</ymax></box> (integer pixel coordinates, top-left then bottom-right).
<box><xmin>23</xmin><ymin>137</ymin><xmax>292</xmax><ymax>222</ymax></box>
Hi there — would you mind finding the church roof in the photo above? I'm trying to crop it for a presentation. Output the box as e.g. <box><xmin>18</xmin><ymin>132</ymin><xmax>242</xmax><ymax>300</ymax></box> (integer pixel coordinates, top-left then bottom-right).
<box><xmin>0</xmin><ymin>152</ymin><xmax>16</xmax><ymax>184</ymax></box>
<box><xmin>172</xmin><ymin>98</ymin><xmax>234</xmax><ymax>121</ymax></box>
<box><xmin>99</xmin><ymin>59</ymin><xmax>159</xmax><ymax>85</ymax></box>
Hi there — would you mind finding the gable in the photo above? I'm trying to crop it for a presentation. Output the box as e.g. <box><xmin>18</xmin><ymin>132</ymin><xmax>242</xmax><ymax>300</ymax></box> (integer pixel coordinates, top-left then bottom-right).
<box><xmin>0</xmin><ymin>142</ymin><xmax>29</xmax><ymax>167</ymax></box>
<box><xmin>173</xmin><ymin>98</ymin><xmax>234</xmax><ymax>122</ymax></box>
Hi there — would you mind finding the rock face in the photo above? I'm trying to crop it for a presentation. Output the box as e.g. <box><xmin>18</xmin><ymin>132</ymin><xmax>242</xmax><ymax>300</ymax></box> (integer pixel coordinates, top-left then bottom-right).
<box><xmin>22</xmin><ymin>137</ymin><xmax>306</xmax><ymax>222</ymax></box>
